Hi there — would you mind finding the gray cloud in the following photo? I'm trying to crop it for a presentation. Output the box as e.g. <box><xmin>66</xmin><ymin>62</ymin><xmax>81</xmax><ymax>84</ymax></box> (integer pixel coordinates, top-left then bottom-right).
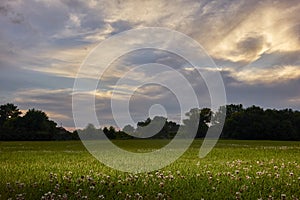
<box><xmin>223</xmin><ymin>74</ymin><xmax>300</xmax><ymax>110</ymax></box>
<box><xmin>0</xmin><ymin>1</ymin><xmax>25</xmax><ymax>24</ymax></box>
<box><xmin>250</xmin><ymin>50</ymin><xmax>300</xmax><ymax>68</ymax></box>
<box><xmin>235</xmin><ymin>34</ymin><xmax>265</xmax><ymax>61</ymax></box>
<box><xmin>13</xmin><ymin>89</ymin><xmax>74</xmax><ymax>128</ymax></box>
<box><xmin>1</xmin><ymin>0</ymin><xmax>300</xmax><ymax>129</ymax></box>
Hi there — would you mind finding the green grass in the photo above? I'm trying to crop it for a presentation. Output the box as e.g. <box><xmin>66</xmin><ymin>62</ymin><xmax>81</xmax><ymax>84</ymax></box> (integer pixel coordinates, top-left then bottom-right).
<box><xmin>1</xmin><ymin>140</ymin><xmax>300</xmax><ymax>199</ymax></box>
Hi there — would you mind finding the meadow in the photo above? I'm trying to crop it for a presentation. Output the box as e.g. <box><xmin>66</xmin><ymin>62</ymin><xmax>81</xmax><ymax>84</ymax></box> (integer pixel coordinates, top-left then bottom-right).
<box><xmin>1</xmin><ymin>140</ymin><xmax>300</xmax><ymax>199</ymax></box>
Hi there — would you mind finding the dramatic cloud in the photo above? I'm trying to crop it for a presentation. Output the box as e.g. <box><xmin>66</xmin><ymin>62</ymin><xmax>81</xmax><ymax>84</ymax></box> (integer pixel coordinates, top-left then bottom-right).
<box><xmin>13</xmin><ymin>88</ymin><xmax>74</xmax><ymax>128</ymax></box>
<box><xmin>224</xmin><ymin>65</ymin><xmax>300</xmax><ymax>85</ymax></box>
<box><xmin>1</xmin><ymin>0</ymin><xmax>300</xmax><ymax>128</ymax></box>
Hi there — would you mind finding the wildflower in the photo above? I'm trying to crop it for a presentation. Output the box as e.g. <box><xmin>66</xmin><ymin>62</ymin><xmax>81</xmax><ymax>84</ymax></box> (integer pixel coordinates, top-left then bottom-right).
<box><xmin>89</xmin><ymin>186</ymin><xmax>95</xmax><ymax>190</ymax></box>
<box><xmin>268</xmin><ymin>195</ymin><xmax>273</xmax><ymax>200</ymax></box>
<box><xmin>87</xmin><ymin>176</ymin><xmax>93</xmax><ymax>182</ymax></box>
<box><xmin>98</xmin><ymin>195</ymin><xmax>105</xmax><ymax>199</ymax></box>
<box><xmin>18</xmin><ymin>183</ymin><xmax>25</xmax><ymax>188</ymax></box>
<box><xmin>125</xmin><ymin>194</ymin><xmax>131</xmax><ymax>199</ymax></box>
<box><xmin>256</xmin><ymin>171</ymin><xmax>262</xmax><ymax>176</ymax></box>
<box><xmin>159</xmin><ymin>182</ymin><xmax>164</xmax><ymax>188</ymax></box>
<box><xmin>62</xmin><ymin>193</ymin><xmax>68</xmax><ymax>199</ymax></box>
<box><xmin>236</xmin><ymin>192</ymin><xmax>241</xmax><ymax>199</ymax></box>
<box><xmin>135</xmin><ymin>193</ymin><xmax>143</xmax><ymax>200</ymax></box>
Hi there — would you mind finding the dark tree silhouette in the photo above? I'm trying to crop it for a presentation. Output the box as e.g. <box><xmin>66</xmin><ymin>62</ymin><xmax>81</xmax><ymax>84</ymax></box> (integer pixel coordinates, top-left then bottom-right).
<box><xmin>1</xmin><ymin>103</ymin><xmax>300</xmax><ymax>141</ymax></box>
<box><xmin>0</xmin><ymin>104</ymin><xmax>77</xmax><ymax>141</ymax></box>
<box><xmin>0</xmin><ymin>103</ymin><xmax>22</xmax><ymax>127</ymax></box>
<box><xmin>123</xmin><ymin>124</ymin><xmax>135</xmax><ymax>135</ymax></box>
<box><xmin>182</xmin><ymin>108</ymin><xmax>212</xmax><ymax>138</ymax></box>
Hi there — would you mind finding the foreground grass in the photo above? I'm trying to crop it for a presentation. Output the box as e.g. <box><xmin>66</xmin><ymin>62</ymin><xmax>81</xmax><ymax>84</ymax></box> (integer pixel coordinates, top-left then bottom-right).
<box><xmin>0</xmin><ymin>140</ymin><xmax>300</xmax><ymax>199</ymax></box>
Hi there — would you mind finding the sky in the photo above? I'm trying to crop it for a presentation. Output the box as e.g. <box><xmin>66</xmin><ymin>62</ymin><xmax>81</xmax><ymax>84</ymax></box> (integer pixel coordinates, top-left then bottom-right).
<box><xmin>0</xmin><ymin>0</ymin><xmax>300</xmax><ymax>130</ymax></box>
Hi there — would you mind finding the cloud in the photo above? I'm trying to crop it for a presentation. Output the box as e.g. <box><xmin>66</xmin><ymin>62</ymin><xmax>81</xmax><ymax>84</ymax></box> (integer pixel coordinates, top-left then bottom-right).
<box><xmin>223</xmin><ymin>74</ymin><xmax>300</xmax><ymax>110</ymax></box>
<box><xmin>1</xmin><ymin>0</ymin><xmax>300</xmax><ymax>128</ymax></box>
<box><xmin>0</xmin><ymin>1</ymin><xmax>25</xmax><ymax>24</ymax></box>
<box><xmin>224</xmin><ymin>65</ymin><xmax>300</xmax><ymax>85</ymax></box>
<box><xmin>235</xmin><ymin>34</ymin><xmax>266</xmax><ymax>62</ymax></box>
<box><xmin>288</xmin><ymin>96</ymin><xmax>300</xmax><ymax>108</ymax></box>
<box><xmin>204</xmin><ymin>1</ymin><xmax>300</xmax><ymax>62</ymax></box>
<box><xmin>21</xmin><ymin>45</ymin><xmax>95</xmax><ymax>78</ymax></box>
<box><xmin>13</xmin><ymin>88</ymin><xmax>74</xmax><ymax>127</ymax></box>
<box><xmin>250</xmin><ymin>50</ymin><xmax>300</xmax><ymax>68</ymax></box>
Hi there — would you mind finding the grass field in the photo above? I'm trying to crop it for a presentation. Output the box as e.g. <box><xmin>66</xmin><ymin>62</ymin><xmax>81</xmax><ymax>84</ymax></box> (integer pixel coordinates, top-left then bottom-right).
<box><xmin>1</xmin><ymin>140</ymin><xmax>300</xmax><ymax>199</ymax></box>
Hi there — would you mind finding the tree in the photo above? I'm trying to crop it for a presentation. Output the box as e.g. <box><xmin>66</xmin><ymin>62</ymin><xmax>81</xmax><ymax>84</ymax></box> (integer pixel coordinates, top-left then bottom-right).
<box><xmin>85</xmin><ymin>123</ymin><xmax>97</xmax><ymax>134</ymax></box>
<box><xmin>0</xmin><ymin>103</ymin><xmax>22</xmax><ymax>127</ymax></box>
<box><xmin>182</xmin><ymin>108</ymin><xmax>201</xmax><ymax>138</ymax></box>
<box><xmin>0</xmin><ymin>103</ymin><xmax>78</xmax><ymax>141</ymax></box>
<box><xmin>182</xmin><ymin>108</ymin><xmax>212</xmax><ymax>138</ymax></box>
<box><xmin>123</xmin><ymin>124</ymin><xmax>135</xmax><ymax>135</ymax></box>
<box><xmin>77</xmin><ymin>123</ymin><xmax>105</xmax><ymax>140</ymax></box>
<box><xmin>137</xmin><ymin>118</ymin><xmax>151</xmax><ymax>127</ymax></box>
<box><xmin>103</xmin><ymin>127</ymin><xmax>109</xmax><ymax>134</ymax></box>
<box><xmin>104</xmin><ymin>126</ymin><xmax>116</xmax><ymax>139</ymax></box>
<box><xmin>21</xmin><ymin>109</ymin><xmax>57</xmax><ymax>140</ymax></box>
<box><xmin>226</xmin><ymin>104</ymin><xmax>244</xmax><ymax>118</ymax></box>
<box><xmin>136</xmin><ymin>117</ymin><xmax>168</xmax><ymax>138</ymax></box>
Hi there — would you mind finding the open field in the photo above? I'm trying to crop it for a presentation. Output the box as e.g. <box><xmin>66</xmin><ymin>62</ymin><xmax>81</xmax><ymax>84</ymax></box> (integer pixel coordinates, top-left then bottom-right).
<box><xmin>1</xmin><ymin>140</ymin><xmax>300</xmax><ymax>199</ymax></box>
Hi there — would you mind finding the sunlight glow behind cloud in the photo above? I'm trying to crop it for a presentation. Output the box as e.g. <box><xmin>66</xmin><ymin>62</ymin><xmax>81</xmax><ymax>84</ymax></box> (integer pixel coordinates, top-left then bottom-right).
<box><xmin>1</xmin><ymin>0</ymin><xmax>300</xmax><ymax>127</ymax></box>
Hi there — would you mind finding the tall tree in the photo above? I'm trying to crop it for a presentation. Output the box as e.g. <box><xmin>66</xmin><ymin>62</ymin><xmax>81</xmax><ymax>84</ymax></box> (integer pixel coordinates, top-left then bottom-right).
<box><xmin>0</xmin><ymin>103</ymin><xmax>21</xmax><ymax>127</ymax></box>
<box><xmin>123</xmin><ymin>124</ymin><xmax>135</xmax><ymax>135</ymax></box>
<box><xmin>21</xmin><ymin>109</ymin><xmax>57</xmax><ymax>140</ymax></box>
<box><xmin>182</xmin><ymin>108</ymin><xmax>212</xmax><ymax>138</ymax></box>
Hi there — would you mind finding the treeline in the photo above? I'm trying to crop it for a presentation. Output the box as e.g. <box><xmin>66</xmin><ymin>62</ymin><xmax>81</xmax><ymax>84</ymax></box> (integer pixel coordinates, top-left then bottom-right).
<box><xmin>77</xmin><ymin>116</ymin><xmax>180</xmax><ymax>140</ymax></box>
<box><xmin>222</xmin><ymin>104</ymin><xmax>300</xmax><ymax>140</ymax></box>
<box><xmin>0</xmin><ymin>103</ymin><xmax>300</xmax><ymax>141</ymax></box>
<box><xmin>0</xmin><ymin>103</ymin><xmax>78</xmax><ymax>140</ymax></box>
<box><xmin>78</xmin><ymin>104</ymin><xmax>300</xmax><ymax>141</ymax></box>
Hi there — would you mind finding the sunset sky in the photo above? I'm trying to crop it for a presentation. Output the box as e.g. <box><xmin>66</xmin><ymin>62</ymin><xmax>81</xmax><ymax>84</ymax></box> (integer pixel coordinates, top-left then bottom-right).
<box><xmin>1</xmin><ymin>0</ymin><xmax>300</xmax><ymax>129</ymax></box>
